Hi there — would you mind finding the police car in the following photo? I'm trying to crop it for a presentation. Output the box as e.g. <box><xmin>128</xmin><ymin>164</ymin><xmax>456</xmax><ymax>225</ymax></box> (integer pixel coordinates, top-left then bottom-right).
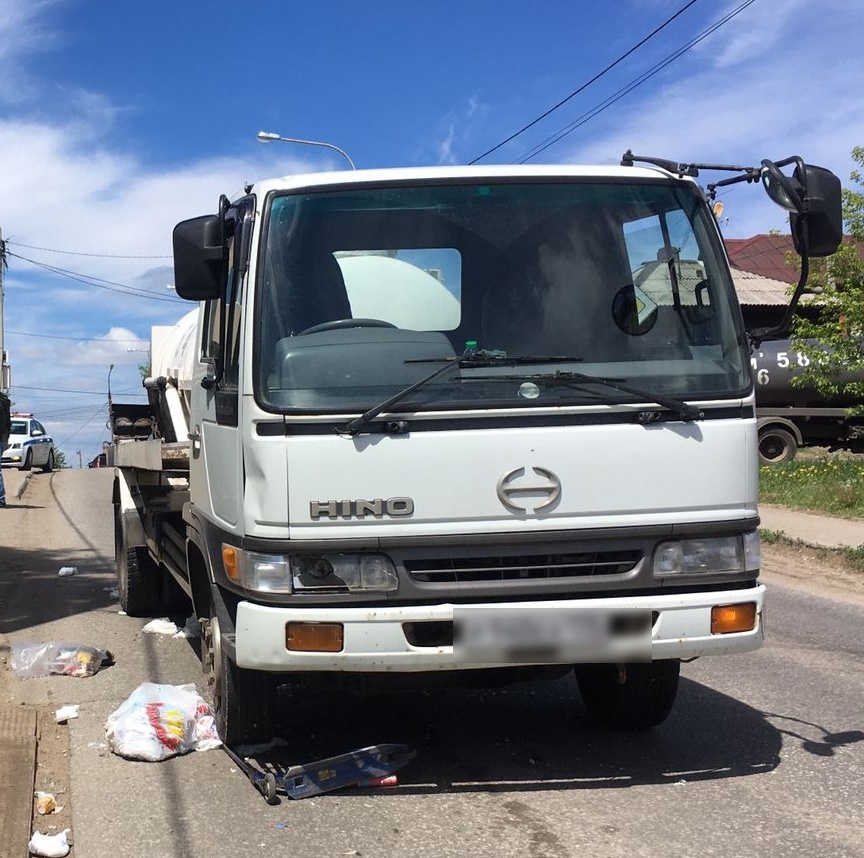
<box><xmin>1</xmin><ymin>413</ymin><xmax>57</xmax><ymax>472</ymax></box>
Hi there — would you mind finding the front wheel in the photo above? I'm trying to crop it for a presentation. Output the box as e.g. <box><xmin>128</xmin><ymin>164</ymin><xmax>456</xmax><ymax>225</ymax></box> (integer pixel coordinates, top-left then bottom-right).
<box><xmin>21</xmin><ymin>449</ymin><xmax>33</xmax><ymax>471</ymax></box>
<box><xmin>207</xmin><ymin>613</ymin><xmax>276</xmax><ymax>745</ymax></box>
<box><xmin>575</xmin><ymin>660</ymin><xmax>680</xmax><ymax>731</ymax></box>
<box><xmin>41</xmin><ymin>450</ymin><xmax>55</xmax><ymax>473</ymax></box>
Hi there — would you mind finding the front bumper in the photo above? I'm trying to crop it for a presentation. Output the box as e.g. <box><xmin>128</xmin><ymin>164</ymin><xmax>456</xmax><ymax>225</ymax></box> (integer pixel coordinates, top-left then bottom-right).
<box><xmin>234</xmin><ymin>584</ymin><xmax>765</xmax><ymax>672</ymax></box>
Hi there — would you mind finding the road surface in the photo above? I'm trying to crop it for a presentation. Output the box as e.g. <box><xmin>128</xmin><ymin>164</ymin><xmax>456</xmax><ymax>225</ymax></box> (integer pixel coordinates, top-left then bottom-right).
<box><xmin>1</xmin><ymin>469</ymin><xmax>863</xmax><ymax>858</ymax></box>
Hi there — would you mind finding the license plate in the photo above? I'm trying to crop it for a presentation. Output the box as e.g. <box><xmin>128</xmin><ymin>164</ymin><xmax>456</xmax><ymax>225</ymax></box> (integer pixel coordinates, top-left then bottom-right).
<box><xmin>453</xmin><ymin>607</ymin><xmax>651</xmax><ymax>663</ymax></box>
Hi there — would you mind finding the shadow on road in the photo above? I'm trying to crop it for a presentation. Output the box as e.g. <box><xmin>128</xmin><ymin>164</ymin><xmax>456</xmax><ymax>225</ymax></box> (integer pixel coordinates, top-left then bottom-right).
<box><xmin>0</xmin><ymin>545</ymin><xmax>116</xmax><ymax>635</ymax></box>
<box><xmin>243</xmin><ymin>673</ymin><xmax>787</xmax><ymax>798</ymax></box>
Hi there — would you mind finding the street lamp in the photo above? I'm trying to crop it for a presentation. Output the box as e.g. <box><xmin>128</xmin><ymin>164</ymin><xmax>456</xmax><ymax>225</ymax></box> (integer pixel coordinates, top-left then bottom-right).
<box><xmin>256</xmin><ymin>130</ymin><xmax>356</xmax><ymax>170</ymax></box>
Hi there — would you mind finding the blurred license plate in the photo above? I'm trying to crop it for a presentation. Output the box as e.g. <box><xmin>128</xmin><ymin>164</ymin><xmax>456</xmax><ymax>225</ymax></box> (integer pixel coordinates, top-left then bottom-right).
<box><xmin>453</xmin><ymin>607</ymin><xmax>651</xmax><ymax>663</ymax></box>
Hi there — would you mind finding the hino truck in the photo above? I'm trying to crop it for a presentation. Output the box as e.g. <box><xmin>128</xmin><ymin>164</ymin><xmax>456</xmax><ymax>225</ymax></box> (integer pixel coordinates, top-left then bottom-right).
<box><xmin>111</xmin><ymin>153</ymin><xmax>841</xmax><ymax>744</ymax></box>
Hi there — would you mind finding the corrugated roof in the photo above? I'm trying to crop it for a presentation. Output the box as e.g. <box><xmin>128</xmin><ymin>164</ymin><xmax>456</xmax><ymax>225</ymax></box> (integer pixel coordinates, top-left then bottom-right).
<box><xmin>731</xmin><ymin>268</ymin><xmax>799</xmax><ymax>305</ymax></box>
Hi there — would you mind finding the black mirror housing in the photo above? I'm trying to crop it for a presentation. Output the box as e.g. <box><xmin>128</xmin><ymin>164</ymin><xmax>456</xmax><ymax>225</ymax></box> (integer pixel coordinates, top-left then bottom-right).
<box><xmin>791</xmin><ymin>164</ymin><xmax>842</xmax><ymax>257</ymax></box>
<box><xmin>173</xmin><ymin>214</ymin><xmax>227</xmax><ymax>301</ymax></box>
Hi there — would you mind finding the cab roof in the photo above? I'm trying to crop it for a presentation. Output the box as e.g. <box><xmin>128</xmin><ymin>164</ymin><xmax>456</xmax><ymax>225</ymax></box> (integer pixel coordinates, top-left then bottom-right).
<box><xmin>248</xmin><ymin>163</ymin><xmax>694</xmax><ymax>197</ymax></box>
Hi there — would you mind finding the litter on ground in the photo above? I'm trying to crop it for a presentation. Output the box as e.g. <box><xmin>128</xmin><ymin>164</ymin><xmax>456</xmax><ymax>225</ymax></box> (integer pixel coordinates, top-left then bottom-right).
<box><xmin>105</xmin><ymin>682</ymin><xmax>221</xmax><ymax>761</ymax></box>
<box><xmin>28</xmin><ymin>829</ymin><xmax>71</xmax><ymax>857</ymax></box>
<box><xmin>57</xmin><ymin>567</ymin><xmax>78</xmax><ymax>577</ymax></box>
<box><xmin>55</xmin><ymin>705</ymin><xmax>79</xmax><ymax>723</ymax></box>
<box><xmin>10</xmin><ymin>642</ymin><xmax>114</xmax><ymax>678</ymax></box>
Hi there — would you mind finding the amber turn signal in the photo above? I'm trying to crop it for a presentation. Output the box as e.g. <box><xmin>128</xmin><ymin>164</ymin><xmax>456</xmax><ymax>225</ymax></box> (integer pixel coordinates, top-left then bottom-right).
<box><xmin>222</xmin><ymin>545</ymin><xmax>240</xmax><ymax>581</ymax></box>
<box><xmin>286</xmin><ymin>622</ymin><xmax>344</xmax><ymax>652</ymax></box>
<box><xmin>711</xmin><ymin>602</ymin><xmax>757</xmax><ymax>635</ymax></box>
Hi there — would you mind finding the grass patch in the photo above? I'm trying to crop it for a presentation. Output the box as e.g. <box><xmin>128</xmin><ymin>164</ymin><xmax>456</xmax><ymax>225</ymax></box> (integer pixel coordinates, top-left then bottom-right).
<box><xmin>760</xmin><ymin>528</ymin><xmax>864</xmax><ymax>573</ymax></box>
<box><xmin>759</xmin><ymin>454</ymin><xmax>864</xmax><ymax>518</ymax></box>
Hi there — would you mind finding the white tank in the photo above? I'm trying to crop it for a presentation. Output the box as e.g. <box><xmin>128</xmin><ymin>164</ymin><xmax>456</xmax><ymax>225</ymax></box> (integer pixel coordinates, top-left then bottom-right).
<box><xmin>150</xmin><ymin>308</ymin><xmax>199</xmax><ymax>393</ymax></box>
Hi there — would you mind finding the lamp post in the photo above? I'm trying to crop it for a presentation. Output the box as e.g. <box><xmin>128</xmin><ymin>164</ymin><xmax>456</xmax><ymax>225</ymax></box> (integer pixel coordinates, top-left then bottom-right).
<box><xmin>256</xmin><ymin>130</ymin><xmax>356</xmax><ymax>170</ymax></box>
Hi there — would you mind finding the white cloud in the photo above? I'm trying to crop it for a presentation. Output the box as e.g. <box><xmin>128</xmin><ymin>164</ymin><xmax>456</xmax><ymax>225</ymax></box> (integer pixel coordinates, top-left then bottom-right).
<box><xmin>0</xmin><ymin>0</ymin><xmax>59</xmax><ymax>102</ymax></box>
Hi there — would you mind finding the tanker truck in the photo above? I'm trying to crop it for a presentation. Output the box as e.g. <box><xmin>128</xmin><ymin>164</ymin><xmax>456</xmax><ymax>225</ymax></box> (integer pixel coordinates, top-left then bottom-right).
<box><xmin>752</xmin><ymin>339</ymin><xmax>864</xmax><ymax>464</ymax></box>
<box><xmin>110</xmin><ymin>153</ymin><xmax>841</xmax><ymax>745</ymax></box>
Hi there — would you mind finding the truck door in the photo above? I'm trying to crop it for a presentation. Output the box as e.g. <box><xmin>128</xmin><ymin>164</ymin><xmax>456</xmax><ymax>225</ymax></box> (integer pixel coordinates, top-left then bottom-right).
<box><xmin>190</xmin><ymin>200</ymin><xmax>253</xmax><ymax>530</ymax></box>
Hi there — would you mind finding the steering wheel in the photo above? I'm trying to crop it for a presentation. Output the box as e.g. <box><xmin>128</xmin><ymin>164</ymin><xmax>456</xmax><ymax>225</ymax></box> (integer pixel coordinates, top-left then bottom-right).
<box><xmin>299</xmin><ymin>318</ymin><xmax>397</xmax><ymax>335</ymax></box>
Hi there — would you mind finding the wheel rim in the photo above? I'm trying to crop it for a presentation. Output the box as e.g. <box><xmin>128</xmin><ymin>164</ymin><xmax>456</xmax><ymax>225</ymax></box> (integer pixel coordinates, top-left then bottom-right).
<box><xmin>759</xmin><ymin>436</ymin><xmax>787</xmax><ymax>462</ymax></box>
<box><xmin>211</xmin><ymin>615</ymin><xmax>224</xmax><ymax>720</ymax></box>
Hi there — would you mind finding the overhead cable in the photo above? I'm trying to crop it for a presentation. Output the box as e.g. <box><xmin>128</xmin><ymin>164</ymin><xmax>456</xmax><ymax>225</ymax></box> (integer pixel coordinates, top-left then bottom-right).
<box><xmin>5</xmin><ymin>251</ymin><xmax>182</xmax><ymax>304</ymax></box>
<box><xmin>516</xmin><ymin>0</ymin><xmax>759</xmax><ymax>163</ymax></box>
<box><xmin>5</xmin><ymin>240</ymin><xmax>171</xmax><ymax>259</ymax></box>
<box><xmin>468</xmin><ymin>0</ymin><xmax>701</xmax><ymax>164</ymax></box>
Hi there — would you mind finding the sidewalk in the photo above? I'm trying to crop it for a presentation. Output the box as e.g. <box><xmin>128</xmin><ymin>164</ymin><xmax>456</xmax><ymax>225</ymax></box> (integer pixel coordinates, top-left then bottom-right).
<box><xmin>759</xmin><ymin>504</ymin><xmax>864</xmax><ymax>550</ymax></box>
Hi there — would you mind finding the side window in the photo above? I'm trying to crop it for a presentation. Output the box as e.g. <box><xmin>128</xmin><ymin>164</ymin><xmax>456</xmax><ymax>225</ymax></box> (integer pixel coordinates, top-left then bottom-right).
<box><xmin>198</xmin><ymin>201</ymin><xmax>253</xmax><ymax>388</ymax></box>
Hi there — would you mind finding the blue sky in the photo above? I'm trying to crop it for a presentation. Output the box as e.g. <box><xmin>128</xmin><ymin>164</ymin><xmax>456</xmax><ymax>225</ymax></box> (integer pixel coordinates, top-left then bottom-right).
<box><xmin>2</xmin><ymin>0</ymin><xmax>864</xmax><ymax>464</ymax></box>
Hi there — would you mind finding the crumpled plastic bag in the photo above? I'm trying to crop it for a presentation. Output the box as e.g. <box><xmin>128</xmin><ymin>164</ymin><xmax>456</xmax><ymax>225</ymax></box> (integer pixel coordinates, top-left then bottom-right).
<box><xmin>11</xmin><ymin>642</ymin><xmax>114</xmax><ymax>678</ymax></box>
<box><xmin>105</xmin><ymin>682</ymin><xmax>221</xmax><ymax>762</ymax></box>
<box><xmin>28</xmin><ymin>829</ymin><xmax>71</xmax><ymax>857</ymax></box>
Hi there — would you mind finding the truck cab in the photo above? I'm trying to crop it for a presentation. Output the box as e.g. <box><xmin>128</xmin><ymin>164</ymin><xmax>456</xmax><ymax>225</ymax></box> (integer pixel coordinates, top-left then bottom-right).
<box><xmin>114</xmin><ymin>157</ymin><xmax>842</xmax><ymax>744</ymax></box>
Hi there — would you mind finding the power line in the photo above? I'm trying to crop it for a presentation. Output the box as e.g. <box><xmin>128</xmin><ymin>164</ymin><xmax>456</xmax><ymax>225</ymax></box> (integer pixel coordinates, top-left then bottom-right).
<box><xmin>5</xmin><ymin>240</ymin><xmax>171</xmax><ymax>259</ymax></box>
<box><xmin>6</xmin><ymin>329</ymin><xmax>148</xmax><ymax>343</ymax></box>
<box><xmin>469</xmin><ymin>0</ymin><xmax>701</xmax><ymax>164</ymax></box>
<box><xmin>56</xmin><ymin>404</ymin><xmax>109</xmax><ymax>448</ymax></box>
<box><xmin>5</xmin><ymin>251</ymin><xmax>183</xmax><ymax>304</ymax></box>
<box><xmin>516</xmin><ymin>0</ymin><xmax>759</xmax><ymax>163</ymax></box>
<box><xmin>13</xmin><ymin>384</ymin><xmax>146</xmax><ymax>395</ymax></box>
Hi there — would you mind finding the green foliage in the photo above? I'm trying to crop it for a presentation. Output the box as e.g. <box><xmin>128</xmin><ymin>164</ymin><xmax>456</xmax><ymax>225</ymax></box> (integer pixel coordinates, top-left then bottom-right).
<box><xmin>53</xmin><ymin>449</ymin><xmax>67</xmax><ymax>469</ymax></box>
<box><xmin>789</xmin><ymin>147</ymin><xmax>864</xmax><ymax>404</ymax></box>
<box><xmin>759</xmin><ymin>454</ymin><xmax>864</xmax><ymax>517</ymax></box>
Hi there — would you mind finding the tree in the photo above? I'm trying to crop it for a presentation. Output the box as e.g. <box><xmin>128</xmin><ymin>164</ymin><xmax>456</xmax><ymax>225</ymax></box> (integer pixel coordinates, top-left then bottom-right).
<box><xmin>790</xmin><ymin>147</ymin><xmax>864</xmax><ymax>402</ymax></box>
<box><xmin>53</xmin><ymin>449</ymin><xmax>68</xmax><ymax>469</ymax></box>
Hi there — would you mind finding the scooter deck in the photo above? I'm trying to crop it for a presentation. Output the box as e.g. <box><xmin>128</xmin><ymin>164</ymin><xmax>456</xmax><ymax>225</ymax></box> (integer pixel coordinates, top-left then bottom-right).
<box><xmin>224</xmin><ymin>742</ymin><xmax>415</xmax><ymax>804</ymax></box>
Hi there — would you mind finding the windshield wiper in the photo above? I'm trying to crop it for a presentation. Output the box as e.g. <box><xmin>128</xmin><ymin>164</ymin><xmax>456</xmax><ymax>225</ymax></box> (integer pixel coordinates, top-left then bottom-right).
<box><xmin>341</xmin><ymin>352</ymin><xmax>586</xmax><ymax>435</ymax></box>
<box><xmin>478</xmin><ymin>369</ymin><xmax>704</xmax><ymax>421</ymax></box>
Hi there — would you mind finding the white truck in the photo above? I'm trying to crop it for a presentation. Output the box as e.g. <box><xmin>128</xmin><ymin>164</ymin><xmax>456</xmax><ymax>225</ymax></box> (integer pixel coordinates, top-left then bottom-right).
<box><xmin>111</xmin><ymin>154</ymin><xmax>841</xmax><ymax>744</ymax></box>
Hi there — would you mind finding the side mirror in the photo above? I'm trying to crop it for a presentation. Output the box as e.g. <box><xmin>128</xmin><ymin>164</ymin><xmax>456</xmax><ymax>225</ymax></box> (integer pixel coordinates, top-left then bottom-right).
<box><xmin>173</xmin><ymin>214</ymin><xmax>227</xmax><ymax>301</ymax></box>
<box><xmin>31</xmin><ymin>429</ymin><xmax>43</xmax><ymax>437</ymax></box>
<box><xmin>761</xmin><ymin>158</ymin><xmax>842</xmax><ymax>257</ymax></box>
<box><xmin>791</xmin><ymin>163</ymin><xmax>842</xmax><ymax>257</ymax></box>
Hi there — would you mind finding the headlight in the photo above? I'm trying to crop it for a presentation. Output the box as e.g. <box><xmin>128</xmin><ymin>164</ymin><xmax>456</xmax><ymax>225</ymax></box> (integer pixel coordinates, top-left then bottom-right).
<box><xmin>292</xmin><ymin>554</ymin><xmax>399</xmax><ymax>593</ymax></box>
<box><xmin>221</xmin><ymin>546</ymin><xmax>398</xmax><ymax>594</ymax></box>
<box><xmin>653</xmin><ymin>533</ymin><xmax>759</xmax><ymax>577</ymax></box>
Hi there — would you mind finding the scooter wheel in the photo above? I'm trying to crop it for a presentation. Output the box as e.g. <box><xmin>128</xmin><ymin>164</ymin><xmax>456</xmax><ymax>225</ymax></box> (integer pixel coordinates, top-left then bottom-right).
<box><xmin>263</xmin><ymin>773</ymin><xmax>279</xmax><ymax>805</ymax></box>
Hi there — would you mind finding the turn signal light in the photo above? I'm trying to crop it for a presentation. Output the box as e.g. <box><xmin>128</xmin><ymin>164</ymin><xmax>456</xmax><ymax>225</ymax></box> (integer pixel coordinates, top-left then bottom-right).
<box><xmin>711</xmin><ymin>603</ymin><xmax>757</xmax><ymax>635</ymax></box>
<box><xmin>222</xmin><ymin>546</ymin><xmax>239</xmax><ymax>581</ymax></box>
<box><xmin>286</xmin><ymin>622</ymin><xmax>344</xmax><ymax>652</ymax></box>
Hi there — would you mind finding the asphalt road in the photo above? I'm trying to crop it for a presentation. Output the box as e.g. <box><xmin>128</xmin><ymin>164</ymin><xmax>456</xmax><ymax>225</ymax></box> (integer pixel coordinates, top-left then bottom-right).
<box><xmin>1</xmin><ymin>469</ymin><xmax>863</xmax><ymax>858</ymax></box>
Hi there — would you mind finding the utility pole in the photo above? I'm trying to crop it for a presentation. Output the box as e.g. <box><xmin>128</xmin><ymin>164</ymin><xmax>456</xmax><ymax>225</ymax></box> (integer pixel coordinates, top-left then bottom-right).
<box><xmin>77</xmin><ymin>450</ymin><xmax>83</xmax><ymax>469</ymax></box>
<box><xmin>0</xmin><ymin>227</ymin><xmax>10</xmax><ymax>393</ymax></box>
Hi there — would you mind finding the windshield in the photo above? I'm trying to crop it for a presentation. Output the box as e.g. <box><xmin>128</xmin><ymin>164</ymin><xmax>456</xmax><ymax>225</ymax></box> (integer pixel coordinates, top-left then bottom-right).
<box><xmin>255</xmin><ymin>180</ymin><xmax>750</xmax><ymax>413</ymax></box>
<box><xmin>10</xmin><ymin>420</ymin><xmax>28</xmax><ymax>435</ymax></box>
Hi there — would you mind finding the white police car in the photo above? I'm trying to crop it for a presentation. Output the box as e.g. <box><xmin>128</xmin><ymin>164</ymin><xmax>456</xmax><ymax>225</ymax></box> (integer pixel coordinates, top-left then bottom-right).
<box><xmin>1</xmin><ymin>414</ymin><xmax>57</xmax><ymax>472</ymax></box>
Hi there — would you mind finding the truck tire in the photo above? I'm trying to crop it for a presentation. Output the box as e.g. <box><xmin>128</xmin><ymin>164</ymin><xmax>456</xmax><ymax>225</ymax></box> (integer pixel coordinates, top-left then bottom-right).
<box><xmin>575</xmin><ymin>660</ymin><xmax>680</xmax><ymax>731</ymax></box>
<box><xmin>114</xmin><ymin>514</ymin><xmax>159</xmax><ymax>617</ymax></box>
<box><xmin>208</xmin><ymin>613</ymin><xmax>275</xmax><ymax>745</ymax></box>
<box><xmin>758</xmin><ymin>426</ymin><xmax>798</xmax><ymax>465</ymax></box>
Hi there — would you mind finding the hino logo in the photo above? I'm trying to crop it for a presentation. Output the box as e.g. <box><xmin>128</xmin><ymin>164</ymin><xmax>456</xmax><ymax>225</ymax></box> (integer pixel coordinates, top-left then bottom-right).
<box><xmin>309</xmin><ymin>497</ymin><xmax>415</xmax><ymax>520</ymax></box>
<box><xmin>497</xmin><ymin>466</ymin><xmax>561</xmax><ymax>514</ymax></box>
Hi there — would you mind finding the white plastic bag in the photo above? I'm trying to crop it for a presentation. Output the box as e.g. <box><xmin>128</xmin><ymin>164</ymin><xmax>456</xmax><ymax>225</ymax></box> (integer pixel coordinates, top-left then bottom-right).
<box><xmin>11</xmin><ymin>642</ymin><xmax>113</xmax><ymax>678</ymax></box>
<box><xmin>28</xmin><ymin>829</ymin><xmax>70</xmax><ymax>857</ymax></box>
<box><xmin>105</xmin><ymin>682</ymin><xmax>221</xmax><ymax>761</ymax></box>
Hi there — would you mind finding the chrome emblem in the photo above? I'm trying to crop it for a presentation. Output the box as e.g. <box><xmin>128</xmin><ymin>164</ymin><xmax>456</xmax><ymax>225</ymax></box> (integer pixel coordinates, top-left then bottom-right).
<box><xmin>496</xmin><ymin>466</ymin><xmax>561</xmax><ymax>514</ymax></box>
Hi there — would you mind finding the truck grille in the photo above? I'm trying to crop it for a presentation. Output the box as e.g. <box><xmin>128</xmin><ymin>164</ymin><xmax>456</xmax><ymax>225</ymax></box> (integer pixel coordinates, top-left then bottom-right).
<box><xmin>406</xmin><ymin>551</ymin><xmax>641</xmax><ymax>583</ymax></box>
